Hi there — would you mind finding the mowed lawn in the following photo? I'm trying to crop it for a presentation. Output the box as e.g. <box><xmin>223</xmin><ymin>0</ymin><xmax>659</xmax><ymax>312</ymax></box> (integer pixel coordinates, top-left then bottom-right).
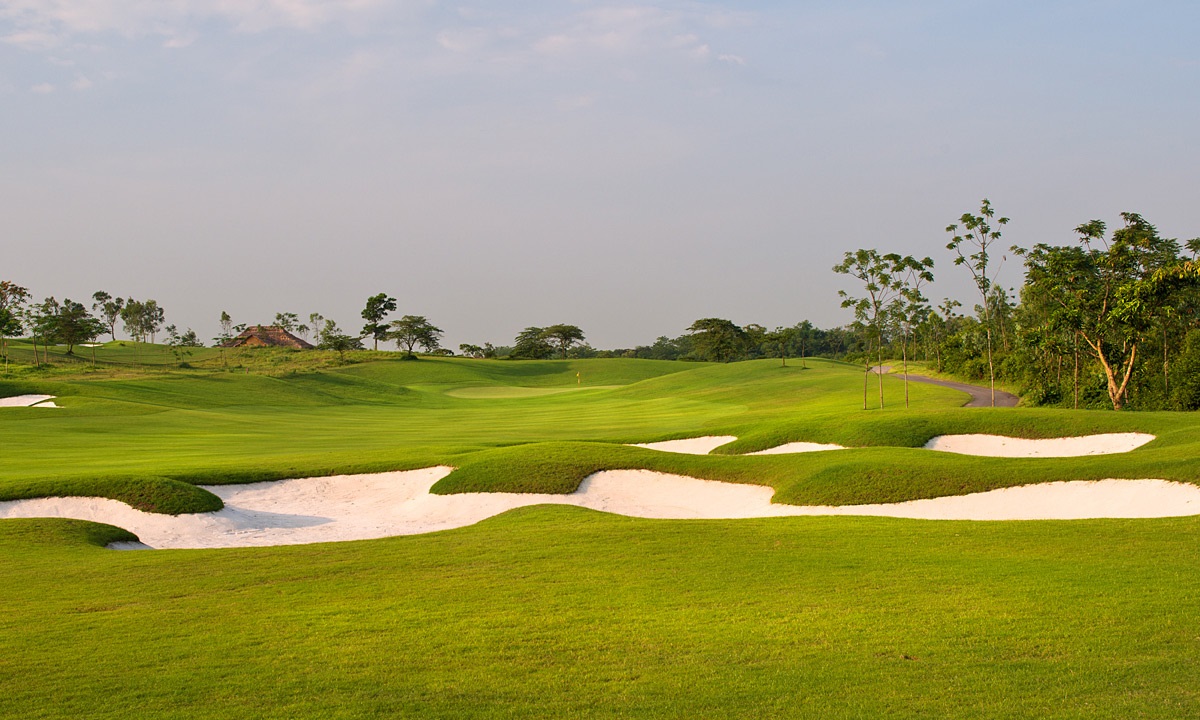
<box><xmin>3</xmin><ymin>352</ymin><xmax>1200</xmax><ymax>717</ymax></box>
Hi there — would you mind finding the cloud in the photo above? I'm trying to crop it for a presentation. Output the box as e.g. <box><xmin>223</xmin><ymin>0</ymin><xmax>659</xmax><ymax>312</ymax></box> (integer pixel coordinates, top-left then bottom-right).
<box><xmin>70</xmin><ymin>73</ymin><xmax>92</xmax><ymax>89</ymax></box>
<box><xmin>2</xmin><ymin>29</ymin><xmax>61</xmax><ymax>49</ymax></box>
<box><xmin>0</xmin><ymin>0</ymin><xmax>399</xmax><ymax>43</ymax></box>
<box><xmin>30</xmin><ymin>82</ymin><xmax>55</xmax><ymax>93</ymax></box>
<box><xmin>717</xmin><ymin>53</ymin><xmax>745</xmax><ymax>66</ymax></box>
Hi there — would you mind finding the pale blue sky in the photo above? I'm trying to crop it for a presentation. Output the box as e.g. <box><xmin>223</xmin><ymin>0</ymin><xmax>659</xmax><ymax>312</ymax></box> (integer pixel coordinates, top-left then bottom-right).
<box><xmin>3</xmin><ymin>1</ymin><xmax>1198</xmax><ymax>348</ymax></box>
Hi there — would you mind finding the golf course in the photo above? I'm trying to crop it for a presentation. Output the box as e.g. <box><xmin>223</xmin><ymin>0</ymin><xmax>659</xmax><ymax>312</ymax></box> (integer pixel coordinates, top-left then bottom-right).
<box><xmin>3</xmin><ymin>344</ymin><xmax>1200</xmax><ymax>717</ymax></box>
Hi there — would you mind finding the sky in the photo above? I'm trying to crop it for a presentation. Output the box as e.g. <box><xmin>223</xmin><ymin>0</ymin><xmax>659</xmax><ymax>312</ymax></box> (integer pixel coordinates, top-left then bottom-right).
<box><xmin>3</xmin><ymin>1</ymin><xmax>1199</xmax><ymax>349</ymax></box>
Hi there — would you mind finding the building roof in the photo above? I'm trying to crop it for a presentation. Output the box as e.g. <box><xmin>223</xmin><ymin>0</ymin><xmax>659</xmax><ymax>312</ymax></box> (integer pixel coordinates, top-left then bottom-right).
<box><xmin>222</xmin><ymin>325</ymin><xmax>315</xmax><ymax>349</ymax></box>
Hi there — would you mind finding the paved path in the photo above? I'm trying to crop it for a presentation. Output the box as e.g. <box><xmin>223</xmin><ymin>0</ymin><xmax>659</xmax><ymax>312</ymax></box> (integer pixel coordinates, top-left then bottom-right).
<box><xmin>870</xmin><ymin>366</ymin><xmax>1019</xmax><ymax>408</ymax></box>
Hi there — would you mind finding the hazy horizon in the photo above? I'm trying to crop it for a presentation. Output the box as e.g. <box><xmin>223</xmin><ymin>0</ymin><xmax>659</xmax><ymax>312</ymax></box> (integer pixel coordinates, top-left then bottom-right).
<box><xmin>5</xmin><ymin>1</ymin><xmax>1199</xmax><ymax>349</ymax></box>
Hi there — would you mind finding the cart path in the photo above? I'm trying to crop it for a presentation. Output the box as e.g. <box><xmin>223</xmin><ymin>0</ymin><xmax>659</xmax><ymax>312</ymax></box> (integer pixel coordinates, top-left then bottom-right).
<box><xmin>871</xmin><ymin>367</ymin><xmax>1019</xmax><ymax>408</ymax></box>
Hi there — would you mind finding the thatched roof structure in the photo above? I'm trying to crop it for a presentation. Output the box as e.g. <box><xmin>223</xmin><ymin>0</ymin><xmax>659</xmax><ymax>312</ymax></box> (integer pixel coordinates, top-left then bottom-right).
<box><xmin>222</xmin><ymin>325</ymin><xmax>314</xmax><ymax>350</ymax></box>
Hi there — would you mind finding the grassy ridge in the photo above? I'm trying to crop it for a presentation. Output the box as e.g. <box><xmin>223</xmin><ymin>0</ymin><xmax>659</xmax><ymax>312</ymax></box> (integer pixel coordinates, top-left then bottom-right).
<box><xmin>2</xmin><ymin>509</ymin><xmax>1198</xmax><ymax>718</ymax></box>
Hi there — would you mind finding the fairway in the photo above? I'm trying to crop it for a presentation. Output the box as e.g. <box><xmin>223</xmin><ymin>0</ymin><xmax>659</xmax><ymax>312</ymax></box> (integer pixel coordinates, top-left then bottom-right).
<box><xmin>3</xmin><ymin>354</ymin><xmax>1200</xmax><ymax>717</ymax></box>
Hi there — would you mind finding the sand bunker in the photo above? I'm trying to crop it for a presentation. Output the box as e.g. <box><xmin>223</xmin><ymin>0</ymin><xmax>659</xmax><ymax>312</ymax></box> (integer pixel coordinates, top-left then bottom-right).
<box><xmin>747</xmin><ymin>442</ymin><xmax>846</xmax><ymax>455</ymax></box>
<box><xmin>630</xmin><ymin>436</ymin><xmax>737</xmax><ymax>455</ymax></box>
<box><xmin>925</xmin><ymin>432</ymin><xmax>1155</xmax><ymax>457</ymax></box>
<box><xmin>2</xmin><ymin>469</ymin><xmax>1198</xmax><ymax>550</ymax></box>
<box><xmin>0</xmin><ymin>395</ymin><xmax>56</xmax><ymax>407</ymax></box>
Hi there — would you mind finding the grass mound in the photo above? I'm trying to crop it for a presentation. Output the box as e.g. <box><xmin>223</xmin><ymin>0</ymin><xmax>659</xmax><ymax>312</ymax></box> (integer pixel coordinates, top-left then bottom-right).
<box><xmin>0</xmin><ymin>475</ymin><xmax>223</xmax><ymax>515</ymax></box>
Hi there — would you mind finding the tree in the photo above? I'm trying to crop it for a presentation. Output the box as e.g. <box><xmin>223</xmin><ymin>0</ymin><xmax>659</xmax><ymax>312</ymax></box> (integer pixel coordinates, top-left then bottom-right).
<box><xmin>317</xmin><ymin>320</ymin><xmax>363</xmax><ymax>361</ymax></box>
<box><xmin>833</xmin><ymin>250</ymin><xmax>905</xmax><ymax>409</ymax></box>
<box><xmin>894</xmin><ymin>256</ymin><xmax>935</xmax><ymax>407</ymax></box>
<box><xmin>511</xmin><ymin>327</ymin><xmax>554</xmax><ymax>359</ymax></box>
<box><xmin>274</xmin><ymin>312</ymin><xmax>299</xmax><ymax>333</ymax></box>
<box><xmin>794</xmin><ymin>320</ymin><xmax>815</xmax><ymax>369</ymax></box>
<box><xmin>26</xmin><ymin>297</ymin><xmax>62</xmax><ymax>367</ymax></box>
<box><xmin>946</xmin><ymin>199</ymin><xmax>1008</xmax><ymax>406</ymax></box>
<box><xmin>687</xmin><ymin>318</ymin><xmax>748</xmax><ymax>363</ymax></box>
<box><xmin>144</xmin><ymin>300</ymin><xmax>165</xmax><ymax>344</ymax></box>
<box><xmin>1</xmin><ymin>281</ymin><xmax>31</xmax><ymax>373</ymax></box>
<box><xmin>388</xmin><ymin>315</ymin><xmax>443</xmax><ymax>357</ymax></box>
<box><xmin>308</xmin><ymin>313</ymin><xmax>325</xmax><ymax>342</ymax></box>
<box><xmin>361</xmin><ymin>294</ymin><xmax>397</xmax><ymax>351</ymax></box>
<box><xmin>1018</xmin><ymin>213</ymin><xmax>1194</xmax><ymax>410</ymax></box>
<box><xmin>764</xmin><ymin>327</ymin><xmax>795</xmax><ymax>367</ymax></box>
<box><xmin>121</xmin><ymin>299</ymin><xmax>145</xmax><ymax>342</ymax></box>
<box><xmin>165</xmin><ymin>325</ymin><xmax>203</xmax><ymax>366</ymax></box>
<box><xmin>91</xmin><ymin>291</ymin><xmax>124</xmax><ymax>341</ymax></box>
<box><xmin>541</xmin><ymin>324</ymin><xmax>585</xmax><ymax>359</ymax></box>
<box><xmin>55</xmin><ymin>299</ymin><xmax>105</xmax><ymax>357</ymax></box>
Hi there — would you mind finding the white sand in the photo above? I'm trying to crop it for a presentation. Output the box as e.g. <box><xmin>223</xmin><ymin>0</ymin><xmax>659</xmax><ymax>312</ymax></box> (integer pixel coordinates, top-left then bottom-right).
<box><xmin>747</xmin><ymin>442</ymin><xmax>846</xmax><ymax>455</ymax></box>
<box><xmin>925</xmin><ymin>432</ymin><xmax>1156</xmax><ymax>457</ymax></box>
<box><xmin>630</xmin><ymin>436</ymin><xmax>737</xmax><ymax>455</ymax></box>
<box><xmin>0</xmin><ymin>395</ymin><xmax>55</xmax><ymax>407</ymax></box>
<box><xmin>3</xmin><ymin>468</ymin><xmax>1198</xmax><ymax>550</ymax></box>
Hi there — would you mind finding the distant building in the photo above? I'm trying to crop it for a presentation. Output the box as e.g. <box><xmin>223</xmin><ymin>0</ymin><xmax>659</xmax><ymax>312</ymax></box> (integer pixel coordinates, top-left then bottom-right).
<box><xmin>222</xmin><ymin>325</ymin><xmax>314</xmax><ymax>350</ymax></box>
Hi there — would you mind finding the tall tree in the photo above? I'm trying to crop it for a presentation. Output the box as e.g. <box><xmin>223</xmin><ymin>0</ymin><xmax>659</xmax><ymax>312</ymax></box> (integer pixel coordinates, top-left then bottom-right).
<box><xmin>318</xmin><ymin>320</ymin><xmax>364</xmax><ymax>361</ymax></box>
<box><xmin>91</xmin><ymin>291</ymin><xmax>124</xmax><ymax>341</ymax></box>
<box><xmin>27</xmin><ymin>297</ymin><xmax>62</xmax><ymax>367</ymax></box>
<box><xmin>541</xmin><ymin>324</ymin><xmax>585</xmax><ymax>359</ymax></box>
<box><xmin>1</xmin><ymin>281</ymin><xmax>31</xmax><ymax>372</ymax></box>
<box><xmin>895</xmin><ymin>256</ymin><xmax>936</xmax><ymax>408</ymax></box>
<box><xmin>144</xmin><ymin>300</ymin><xmax>165</xmax><ymax>344</ymax></box>
<box><xmin>361</xmin><ymin>294</ymin><xmax>397</xmax><ymax>351</ymax></box>
<box><xmin>946</xmin><ymin>198</ymin><xmax>1008</xmax><ymax>406</ymax></box>
<box><xmin>687</xmin><ymin>318</ymin><xmax>748</xmax><ymax>363</ymax></box>
<box><xmin>55</xmin><ymin>299</ymin><xmax>105</xmax><ymax>357</ymax></box>
<box><xmin>121</xmin><ymin>299</ymin><xmax>145</xmax><ymax>342</ymax></box>
<box><xmin>833</xmin><ymin>249</ymin><xmax>904</xmax><ymax>409</ymax></box>
<box><xmin>388</xmin><ymin>316</ymin><xmax>443</xmax><ymax>357</ymax></box>
<box><xmin>274</xmin><ymin>312</ymin><xmax>299</xmax><ymax>333</ymax></box>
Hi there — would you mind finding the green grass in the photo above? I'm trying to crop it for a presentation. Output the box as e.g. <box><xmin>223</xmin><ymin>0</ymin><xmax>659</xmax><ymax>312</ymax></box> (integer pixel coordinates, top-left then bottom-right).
<box><xmin>4</xmin><ymin>348</ymin><xmax>1200</xmax><ymax>716</ymax></box>
<box><xmin>2</xmin><ymin>510</ymin><xmax>1199</xmax><ymax>718</ymax></box>
<box><xmin>3</xmin><ymin>352</ymin><xmax>1196</xmax><ymax>508</ymax></box>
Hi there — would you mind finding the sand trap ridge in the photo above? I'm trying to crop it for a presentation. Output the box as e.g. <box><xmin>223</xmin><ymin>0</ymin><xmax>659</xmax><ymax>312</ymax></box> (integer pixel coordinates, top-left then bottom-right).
<box><xmin>0</xmin><ymin>395</ymin><xmax>57</xmax><ymax>408</ymax></box>
<box><xmin>630</xmin><ymin>436</ymin><xmax>737</xmax><ymax>455</ymax></box>
<box><xmin>2</xmin><ymin>468</ymin><xmax>1198</xmax><ymax>550</ymax></box>
<box><xmin>746</xmin><ymin>442</ymin><xmax>846</xmax><ymax>455</ymax></box>
<box><xmin>925</xmin><ymin>432</ymin><xmax>1155</xmax><ymax>457</ymax></box>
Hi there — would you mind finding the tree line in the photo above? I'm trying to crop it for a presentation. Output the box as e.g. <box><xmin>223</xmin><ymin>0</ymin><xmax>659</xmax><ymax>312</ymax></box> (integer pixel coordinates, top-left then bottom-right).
<box><xmin>5</xmin><ymin>209</ymin><xmax>1199</xmax><ymax>413</ymax></box>
<box><xmin>831</xmin><ymin>200</ymin><xmax>1200</xmax><ymax>411</ymax></box>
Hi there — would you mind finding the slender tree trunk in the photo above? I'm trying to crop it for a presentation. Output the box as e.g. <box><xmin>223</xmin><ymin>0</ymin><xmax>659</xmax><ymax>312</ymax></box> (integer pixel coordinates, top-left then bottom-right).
<box><xmin>1163</xmin><ymin>325</ymin><xmax>1169</xmax><ymax>396</ymax></box>
<box><xmin>32</xmin><ymin>338</ymin><xmax>41</xmax><ymax>368</ymax></box>
<box><xmin>984</xmin><ymin>325</ymin><xmax>995</xmax><ymax>407</ymax></box>
<box><xmin>902</xmin><ymin>330</ymin><xmax>910</xmax><ymax>408</ymax></box>
<box><xmin>800</xmin><ymin>338</ymin><xmax>806</xmax><ymax>369</ymax></box>
<box><xmin>877</xmin><ymin>337</ymin><xmax>885</xmax><ymax>409</ymax></box>
<box><xmin>1073</xmin><ymin>332</ymin><xmax>1079</xmax><ymax>410</ymax></box>
<box><xmin>863</xmin><ymin>342</ymin><xmax>870</xmax><ymax>411</ymax></box>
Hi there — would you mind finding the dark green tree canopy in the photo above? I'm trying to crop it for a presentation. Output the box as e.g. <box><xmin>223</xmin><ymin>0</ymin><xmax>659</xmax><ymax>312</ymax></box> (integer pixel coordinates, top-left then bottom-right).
<box><xmin>686</xmin><ymin>318</ymin><xmax>748</xmax><ymax>363</ymax></box>
<box><xmin>511</xmin><ymin>327</ymin><xmax>554</xmax><ymax>359</ymax></box>
<box><xmin>361</xmin><ymin>293</ymin><xmax>397</xmax><ymax>351</ymax></box>
<box><xmin>388</xmin><ymin>315</ymin><xmax>443</xmax><ymax>357</ymax></box>
<box><xmin>541</xmin><ymin>324</ymin><xmax>586</xmax><ymax>359</ymax></box>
